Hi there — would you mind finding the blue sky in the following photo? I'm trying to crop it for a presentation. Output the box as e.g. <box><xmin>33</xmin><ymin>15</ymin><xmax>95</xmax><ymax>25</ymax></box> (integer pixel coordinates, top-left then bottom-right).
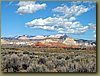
<box><xmin>2</xmin><ymin>1</ymin><xmax>96</xmax><ymax>40</ymax></box>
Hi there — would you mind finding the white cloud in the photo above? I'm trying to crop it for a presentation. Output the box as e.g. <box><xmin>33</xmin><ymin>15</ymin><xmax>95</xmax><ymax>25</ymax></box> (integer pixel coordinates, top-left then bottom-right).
<box><xmin>66</xmin><ymin>29</ymin><xmax>75</xmax><ymax>34</ymax></box>
<box><xmin>88</xmin><ymin>23</ymin><xmax>96</xmax><ymax>31</ymax></box>
<box><xmin>16</xmin><ymin>1</ymin><xmax>46</xmax><ymax>15</ymax></box>
<box><xmin>25</xmin><ymin>17</ymin><xmax>89</xmax><ymax>34</ymax></box>
<box><xmin>25</xmin><ymin>17</ymin><xmax>66</xmax><ymax>32</ymax></box>
<box><xmin>63</xmin><ymin>26</ymin><xmax>88</xmax><ymax>34</ymax></box>
<box><xmin>68</xmin><ymin>17</ymin><xmax>76</xmax><ymax>21</ymax></box>
<box><xmin>88</xmin><ymin>23</ymin><xmax>96</xmax><ymax>38</ymax></box>
<box><xmin>25</xmin><ymin>17</ymin><xmax>68</xmax><ymax>27</ymax></box>
<box><xmin>17</xmin><ymin>1</ymin><xmax>35</xmax><ymax>6</ymax></box>
<box><xmin>25</xmin><ymin>2</ymin><xmax>95</xmax><ymax>34</ymax></box>
<box><xmin>75</xmin><ymin>26</ymin><xmax>89</xmax><ymax>33</ymax></box>
<box><xmin>52</xmin><ymin>5</ymin><xmax>89</xmax><ymax>17</ymax></box>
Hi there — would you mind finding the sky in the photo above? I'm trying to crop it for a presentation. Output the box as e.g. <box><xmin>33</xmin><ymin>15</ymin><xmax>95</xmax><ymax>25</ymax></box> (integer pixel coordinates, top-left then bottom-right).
<box><xmin>1</xmin><ymin>1</ymin><xmax>96</xmax><ymax>40</ymax></box>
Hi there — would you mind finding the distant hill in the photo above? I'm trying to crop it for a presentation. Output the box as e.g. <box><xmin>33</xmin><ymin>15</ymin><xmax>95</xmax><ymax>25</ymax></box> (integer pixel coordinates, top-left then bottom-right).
<box><xmin>1</xmin><ymin>34</ymin><xmax>96</xmax><ymax>44</ymax></box>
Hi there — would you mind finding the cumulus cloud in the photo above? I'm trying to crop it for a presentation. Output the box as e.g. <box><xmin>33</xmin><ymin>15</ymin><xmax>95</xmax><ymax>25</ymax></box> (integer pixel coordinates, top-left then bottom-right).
<box><xmin>52</xmin><ymin>5</ymin><xmax>89</xmax><ymax>18</ymax></box>
<box><xmin>88</xmin><ymin>23</ymin><xmax>96</xmax><ymax>38</ymax></box>
<box><xmin>25</xmin><ymin>2</ymin><xmax>95</xmax><ymax>34</ymax></box>
<box><xmin>25</xmin><ymin>17</ymin><xmax>89</xmax><ymax>34</ymax></box>
<box><xmin>88</xmin><ymin>23</ymin><xmax>96</xmax><ymax>31</ymax></box>
<box><xmin>16</xmin><ymin>1</ymin><xmax>46</xmax><ymax>15</ymax></box>
<box><xmin>60</xmin><ymin>26</ymin><xmax>89</xmax><ymax>34</ymax></box>
<box><xmin>68</xmin><ymin>17</ymin><xmax>76</xmax><ymax>21</ymax></box>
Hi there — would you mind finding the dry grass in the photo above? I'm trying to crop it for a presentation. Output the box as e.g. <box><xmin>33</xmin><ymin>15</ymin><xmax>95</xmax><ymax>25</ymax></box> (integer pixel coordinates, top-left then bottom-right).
<box><xmin>1</xmin><ymin>45</ymin><xmax>96</xmax><ymax>72</ymax></box>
